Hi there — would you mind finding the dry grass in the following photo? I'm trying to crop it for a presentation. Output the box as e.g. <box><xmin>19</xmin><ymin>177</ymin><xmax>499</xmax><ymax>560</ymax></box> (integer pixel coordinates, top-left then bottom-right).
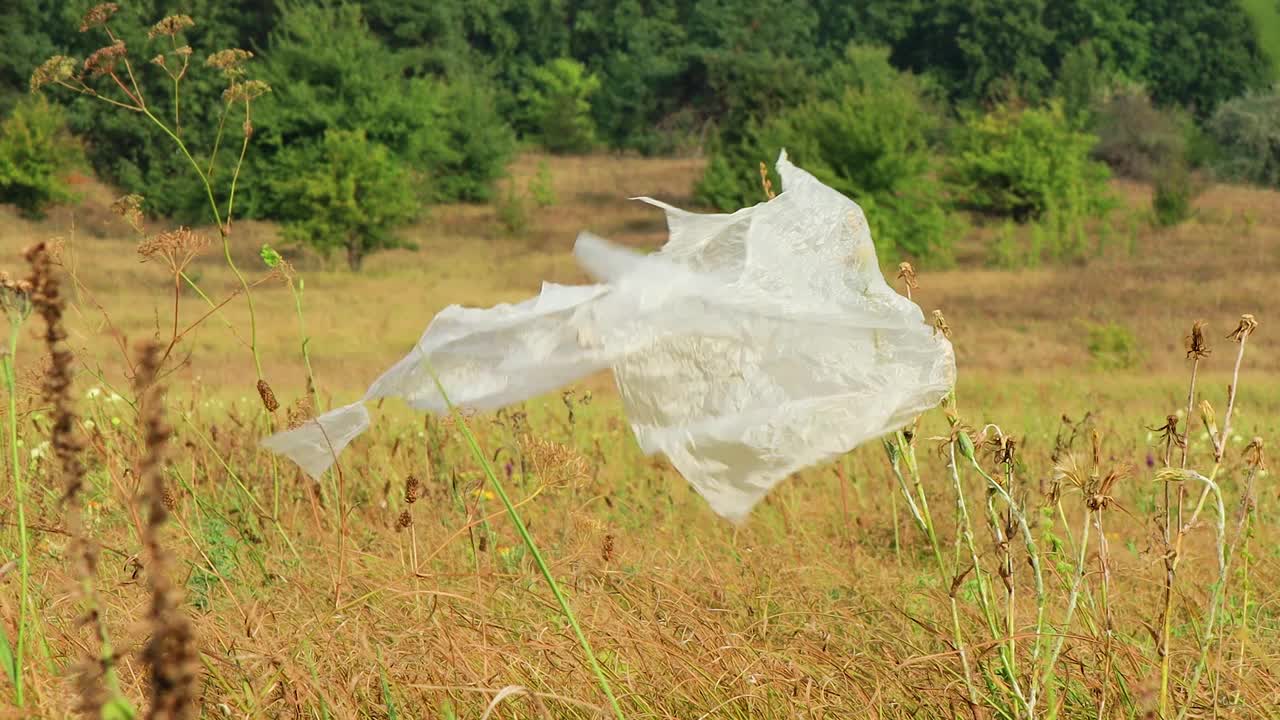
<box><xmin>1</xmin><ymin>154</ymin><xmax>1278</xmax><ymax>718</ymax></box>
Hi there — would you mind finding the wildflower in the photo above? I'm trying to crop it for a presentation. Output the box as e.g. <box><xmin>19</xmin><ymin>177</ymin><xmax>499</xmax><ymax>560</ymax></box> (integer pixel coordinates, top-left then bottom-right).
<box><xmin>111</xmin><ymin>194</ymin><xmax>145</xmax><ymax>232</ymax></box>
<box><xmin>79</xmin><ymin>3</ymin><xmax>119</xmax><ymax>32</ymax></box>
<box><xmin>86</xmin><ymin>387</ymin><xmax>103</xmax><ymax>400</ymax></box>
<box><xmin>83</xmin><ymin>42</ymin><xmax>127</xmax><ymax>79</ymax></box>
<box><xmin>30</xmin><ymin>441</ymin><xmax>50</xmax><ymax>460</ymax></box>
<box><xmin>148</xmin><ymin>15</ymin><xmax>194</xmax><ymax>39</ymax></box>
<box><xmin>206</xmin><ymin>49</ymin><xmax>252</xmax><ymax>77</ymax></box>
<box><xmin>222</xmin><ymin>79</ymin><xmax>270</xmax><ymax>104</ymax></box>
<box><xmin>30</xmin><ymin>56</ymin><xmax>78</xmax><ymax>93</ymax></box>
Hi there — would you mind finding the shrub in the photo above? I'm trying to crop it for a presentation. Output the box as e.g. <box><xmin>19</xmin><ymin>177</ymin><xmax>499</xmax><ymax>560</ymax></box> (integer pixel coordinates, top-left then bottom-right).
<box><xmin>1086</xmin><ymin>322</ymin><xmax>1142</xmax><ymax>370</ymax></box>
<box><xmin>1091</xmin><ymin>85</ymin><xmax>1190</xmax><ymax>181</ymax></box>
<box><xmin>0</xmin><ymin>95</ymin><xmax>81</xmax><ymax>217</ymax></box>
<box><xmin>696</xmin><ymin>45</ymin><xmax>953</xmax><ymax>260</ymax></box>
<box><xmin>948</xmin><ymin>101</ymin><xmax>1112</xmax><ymax>221</ymax></box>
<box><xmin>1208</xmin><ymin>88</ymin><xmax>1280</xmax><ymax>187</ymax></box>
<box><xmin>519</xmin><ymin>58</ymin><xmax>601</xmax><ymax>154</ymax></box>
<box><xmin>276</xmin><ymin>129</ymin><xmax>418</xmax><ymax>271</ymax></box>
<box><xmin>1151</xmin><ymin>161</ymin><xmax>1199</xmax><ymax>226</ymax></box>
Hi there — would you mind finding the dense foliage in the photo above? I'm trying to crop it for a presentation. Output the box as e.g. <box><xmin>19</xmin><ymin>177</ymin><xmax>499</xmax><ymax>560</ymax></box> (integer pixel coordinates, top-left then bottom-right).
<box><xmin>1</xmin><ymin>0</ymin><xmax>1277</xmax><ymax>264</ymax></box>
<box><xmin>0</xmin><ymin>96</ymin><xmax>82</xmax><ymax>217</ymax></box>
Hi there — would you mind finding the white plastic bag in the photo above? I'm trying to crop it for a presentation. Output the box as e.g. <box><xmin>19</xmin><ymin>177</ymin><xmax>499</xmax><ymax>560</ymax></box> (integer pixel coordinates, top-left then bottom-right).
<box><xmin>263</xmin><ymin>151</ymin><xmax>956</xmax><ymax>522</ymax></box>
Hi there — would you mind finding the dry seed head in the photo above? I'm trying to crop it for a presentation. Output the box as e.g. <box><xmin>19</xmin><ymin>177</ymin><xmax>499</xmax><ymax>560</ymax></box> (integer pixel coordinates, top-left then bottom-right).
<box><xmin>161</xmin><ymin>485</ymin><xmax>178</xmax><ymax>512</ymax></box>
<box><xmin>931</xmin><ymin>309</ymin><xmax>951</xmax><ymax>338</ymax></box>
<box><xmin>256</xmin><ymin>379</ymin><xmax>279</xmax><ymax>413</ymax></box>
<box><xmin>521</xmin><ymin>436</ymin><xmax>589</xmax><ymax>489</ymax></box>
<box><xmin>897</xmin><ymin>262</ymin><xmax>919</xmax><ymax>291</ymax></box>
<box><xmin>30</xmin><ymin>55</ymin><xmax>78</xmax><ymax>92</ymax></box>
<box><xmin>80</xmin><ymin>3</ymin><xmax>119</xmax><ymax>32</ymax></box>
<box><xmin>285</xmin><ymin>396</ymin><xmax>314</xmax><ymax>430</ymax></box>
<box><xmin>1227</xmin><ymin>314</ymin><xmax>1258</xmax><ymax>343</ymax></box>
<box><xmin>1185</xmin><ymin>320</ymin><xmax>1210</xmax><ymax>360</ymax></box>
<box><xmin>137</xmin><ymin>226</ymin><xmax>209</xmax><ymax>269</ymax></box>
<box><xmin>404</xmin><ymin>475</ymin><xmax>420</xmax><ymax>505</ymax></box>
<box><xmin>1244</xmin><ymin>437</ymin><xmax>1265</xmax><ymax>469</ymax></box>
<box><xmin>206</xmin><ymin>48</ymin><xmax>253</xmax><ymax>78</ymax></box>
<box><xmin>601</xmin><ymin>533</ymin><xmax>615</xmax><ymax>563</ymax></box>
<box><xmin>759</xmin><ymin>162</ymin><xmax>776</xmax><ymax>200</ymax></box>
<box><xmin>148</xmin><ymin>15</ymin><xmax>194</xmax><ymax>39</ymax></box>
<box><xmin>395</xmin><ymin>509</ymin><xmax>413</xmax><ymax>531</ymax></box>
<box><xmin>223</xmin><ymin>79</ymin><xmax>271</xmax><ymax>104</ymax></box>
<box><xmin>83</xmin><ymin>42</ymin><xmax>127</xmax><ymax>79</ymax></box>
<box><xmin>111</xmin><ymin>194</ymin><xmax>145</xmax><ymax>231</ymax></box>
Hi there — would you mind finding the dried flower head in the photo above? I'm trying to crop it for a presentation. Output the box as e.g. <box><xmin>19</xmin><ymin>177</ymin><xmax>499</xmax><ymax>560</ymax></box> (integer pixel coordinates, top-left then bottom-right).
<box><xmin>137</xmin><ymin>227</ymin><xmax>209</xmax><ymax>273</ymax></box>
<box><xmin>285</xmin><ymin>396</ymin><xmax>314</xmax><ymax>430</ymax></box>
<box><xmin>1227</xmin><ymin>314</ymin><xmax>1258</xmax><ymax>343</ymax></box>
<box><xmin>521</xmin><ymin>436</ymin><xmax>589</xmax><ymax>489</ymax></box>
<box><xmin>111</xmin><ymin>194</ymin><xmax>145</xmax><ymax>231</ymax></box>
<box><xmin>30</xmin><ymin>56</ymin><xmax>78</xmax><ymax>92</ymax></box>
<box><xmin>256</xmin><ymin>379</ymin><xmax>279</xmax><ymax>413</ymax></box>
<box><xmin>931</xmin><ymin>309</ymin><xmax>951</xmax><ymax>338</ymax></box>
<box><xmin>1185</xmin><ymin>320</ymin><xmax>1210</xmax><ymax>360</ymax></box>
<box><xmin>601</xmin><ymin>533</ymin><xmax>615</xmax><ymax>563</ymax></box>
<box><xmin>206</xmin><ymin>48</ymin><xmax>253</xmax><ymax>75</ymax></box>
<box><xmin>395</xmin><ymin>509</ymin><xmax>413</xmax><ymax>531</ymax></box>
<box><xmin>897</xmin><ymin>262</ymin><xmax>919</xmax><ymax>292</ymax></box>
<box><xmin>1243</xmin><ymin>437</ymin><xmax>1265</xmax><ymax>470</ymax></box>
<box><xmin>759</xmin><ymin>162</ymin><xmax>775</xmax><ymax>200</ymax></box>
<box><xmin>148</xmin><ymin>15</ymin><xmax>194</xmax><ymax>39</ymax></box>
<box><xmin>83</xmin><ymin>42</ymin><xmax>127</xmax><ymax>79</ymax></box>
<box><xmin>404</xmin><ymin>475</ymin><xmax>420</xmax><ymax>505</ymax></box>
<box><xmin>80</xmin><ymin>3</ymin><xmax>120</xmax><ymax>32</ymax></box>
<box><xmin>1086</xmin><ymin>463</ymin><xmax>1131</xmax><ymax>511</ymax></box>
<box><xmin>150</xmin><ymin>54</ymin><xmax>166</xmax><ymax>67</ymax></box>
<box><xmin>223</xmin><ymin>79</ymin><xmax>271</xmax><ymax>104</ymax></box>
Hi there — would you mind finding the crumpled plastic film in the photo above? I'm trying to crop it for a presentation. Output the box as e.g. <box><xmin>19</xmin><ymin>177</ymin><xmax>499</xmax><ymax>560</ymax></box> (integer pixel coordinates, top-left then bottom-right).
<box><xmin>262</xmin><ymin>151</ymin><xmax>956</xmax><ymax>522</ymax></box>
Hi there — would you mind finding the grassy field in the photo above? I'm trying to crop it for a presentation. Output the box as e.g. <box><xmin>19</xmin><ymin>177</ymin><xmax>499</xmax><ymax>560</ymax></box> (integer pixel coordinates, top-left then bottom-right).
<box><xmin>1</xmin><ymin>154</ymin><xmax>1279</xmax><ymax>718</ymax></box>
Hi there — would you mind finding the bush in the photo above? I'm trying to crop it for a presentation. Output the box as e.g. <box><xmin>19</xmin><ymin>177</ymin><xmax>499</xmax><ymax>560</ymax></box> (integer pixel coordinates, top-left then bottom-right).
<box><xmin>1087</xmin><ymin>322</ymin><xmax>1142</xmax><ymax>370</ymax></box>
<box><xmin>696</xmin><ymin>45</ymin><xmax>953</xmax><ymax>260</ymax></box>
<box><xmin>275</xmin><ymin>129</ymin><xmax>419</xmax><ymax>271</ymax></box>
<box><xmin>518</xmin><ymin>58</ymin><xmax>600</xmax><ymax>154</ymax></box>
<box><xmin>1091</xmin><ymin>85</ymin><xmax>1190</xmax><ymax>181</ymax></box>
<box><xmin>948</xmin><ymin>101</ymin><xmax>1112</xmax><ymax>221</ymax></box>
<box><xmin>1151</xmin><ymin>161</ymin><xmax>1198</xmax><ymax>226</ymax></box>
<box><xmin>0</xmin><ymin>95</ymin><xmax>81</xmax><ymax>217</ymax></box>
<box><xmin>1208</xmin><ymin>89</ymin><xmax>1280</xmax><ymax>187</ymax></box>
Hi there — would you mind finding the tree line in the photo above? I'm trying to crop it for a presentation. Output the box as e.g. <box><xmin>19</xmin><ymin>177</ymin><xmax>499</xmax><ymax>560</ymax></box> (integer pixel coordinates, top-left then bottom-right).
<box><xmin>1</xmin><ymin>0</ymin><xmax>1278</xmax><ymax>267</ymax></box>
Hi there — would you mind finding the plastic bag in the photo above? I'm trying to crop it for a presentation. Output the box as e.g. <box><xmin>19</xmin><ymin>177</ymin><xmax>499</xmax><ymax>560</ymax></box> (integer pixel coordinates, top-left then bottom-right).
<box><xmin>262</xmin><ymin>151</ymin><xmax>956</xmax><ymax>522</ymax></box>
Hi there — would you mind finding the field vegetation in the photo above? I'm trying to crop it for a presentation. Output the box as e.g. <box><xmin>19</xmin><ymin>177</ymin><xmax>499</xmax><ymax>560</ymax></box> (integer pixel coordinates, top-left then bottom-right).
<box><xmin>2</xmin><ymin>2</ymin><xmax>1280</xmax><ymax>719</ymax></box>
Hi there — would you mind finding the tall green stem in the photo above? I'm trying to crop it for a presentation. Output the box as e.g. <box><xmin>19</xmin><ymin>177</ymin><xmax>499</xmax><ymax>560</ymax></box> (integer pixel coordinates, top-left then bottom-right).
<box><xmin>426</xmin><ymin>369</ymin><xmax>625</xmax><ymax>720</ymax></box>
<box><xmin>3</xmin><ymin>324</ymin><xmax>26</xmax><ymax>706</ymax></box>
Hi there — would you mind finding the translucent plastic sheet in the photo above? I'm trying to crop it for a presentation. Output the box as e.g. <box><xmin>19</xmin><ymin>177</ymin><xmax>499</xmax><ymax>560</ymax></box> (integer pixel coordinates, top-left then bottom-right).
<box><xmin>262</xmin><ymin>151</ymin><xmax>956</xmax><ymax>522</ymax></box>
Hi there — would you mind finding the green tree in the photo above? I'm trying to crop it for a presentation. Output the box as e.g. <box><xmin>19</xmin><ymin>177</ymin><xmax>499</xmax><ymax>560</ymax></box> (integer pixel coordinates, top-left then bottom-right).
<box><xmin>519</xmin><ymin>58</ymin><xmax>600</xmax><ymax>154</ymax></box>
<box><xmin>1135</xmin><ymin>0</ymin><xmax>1271</xmax><ymax>115</ymax></box>
<box><xmin>277</xmin><ymin>129</ymin><xmax>418</xmax><ymax>271</ymax></box>
<box><xmin>250</xmin><ymin>2</ymin><xmax>513</xmax><ymax>210</ymax></box>
<box><xmin>0</xmin><ymin>96</ymin><xmax>82</xmax><ymax>217</ymax></box>
<box><xmin>697</xmin><ymin>46</ymin><xmax>952</xmax><ymax>260</ymax></box>
<box><xmin>948</xmin><ymin>101</ymin><xmax>1111</xmax><ymax>221</ymax></box>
